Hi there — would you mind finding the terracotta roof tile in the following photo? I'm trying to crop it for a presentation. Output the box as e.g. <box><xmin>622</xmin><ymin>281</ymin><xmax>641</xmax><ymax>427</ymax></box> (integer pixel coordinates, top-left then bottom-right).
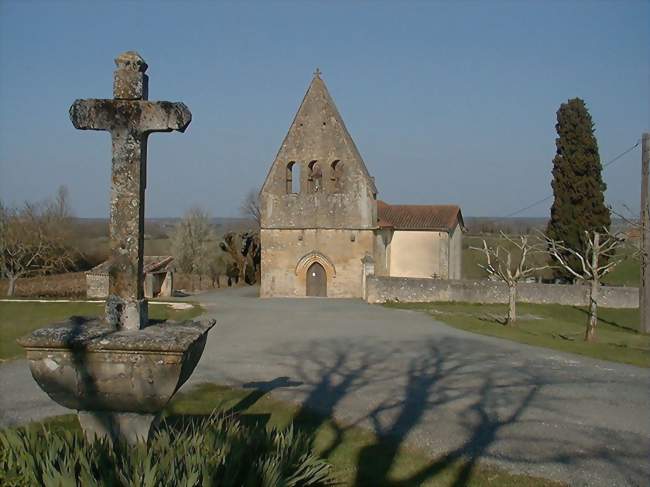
<box><xmin>87</xmin><ymin>256</ymin><xmax>174</xmax><ymax>275</ymax></box>
<box><xmin>377</xmin><ymin>200</ymin><xmax>463</xmax><ymax>231</ymax></box>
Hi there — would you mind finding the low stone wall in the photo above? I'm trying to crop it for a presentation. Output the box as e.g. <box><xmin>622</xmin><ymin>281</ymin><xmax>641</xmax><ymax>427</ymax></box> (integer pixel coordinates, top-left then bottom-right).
<box><xmin>366</xmin><ymin>276</ymin><xmax>638</xmax><ymax>308</ymax></box>
<box><xmin>86</xmin><ymin>273</ymin><xmax>109</xmax><ymax>299</ymax></box>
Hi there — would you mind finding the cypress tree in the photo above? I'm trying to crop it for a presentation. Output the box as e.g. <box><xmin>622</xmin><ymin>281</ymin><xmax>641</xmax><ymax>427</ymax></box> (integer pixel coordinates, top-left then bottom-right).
<box><xmin>547</xmin><ymin>98</ymin><xmax>610</xmax><ymax>278</ymax></box>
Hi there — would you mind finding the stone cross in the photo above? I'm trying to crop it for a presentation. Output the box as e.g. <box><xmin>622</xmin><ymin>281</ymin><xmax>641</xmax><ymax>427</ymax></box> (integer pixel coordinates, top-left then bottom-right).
<box><xmin>69</xmin><ymin>52</ymin><xmax>191</xmax><ymax>331</ymax></box>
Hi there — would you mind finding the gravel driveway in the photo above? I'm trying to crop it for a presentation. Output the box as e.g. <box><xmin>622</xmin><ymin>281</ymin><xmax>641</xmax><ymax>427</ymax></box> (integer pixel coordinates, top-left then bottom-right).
<box><xmin>2</xmin><ymin>286</ymin><xmax>649</xmax><ymax>486</ymax></box>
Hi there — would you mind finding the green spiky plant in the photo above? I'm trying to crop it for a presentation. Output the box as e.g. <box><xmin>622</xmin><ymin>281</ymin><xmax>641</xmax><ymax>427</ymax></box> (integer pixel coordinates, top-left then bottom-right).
<box><xmin>0</xmin><ymin>413</ymin><xmax>331</xmax><ymax>487</ymax></box>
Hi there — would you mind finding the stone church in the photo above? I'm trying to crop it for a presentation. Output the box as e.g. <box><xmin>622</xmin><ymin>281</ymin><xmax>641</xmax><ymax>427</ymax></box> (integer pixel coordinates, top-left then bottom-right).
<box><xmin>260</xmin><ymin>71</ymin><xmax>464</xmax><ymax>298</ymax></box>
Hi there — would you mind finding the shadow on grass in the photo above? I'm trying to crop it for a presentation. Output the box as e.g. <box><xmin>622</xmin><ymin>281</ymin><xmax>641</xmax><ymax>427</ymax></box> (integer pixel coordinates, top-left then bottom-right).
<box><xmin>164</xmin><ymin>377</ymin><xmax>302</xmax><ymax>433</ymax></box>
<box><xmin>266</xmin><ymin>336</ymin><xmax>646</xmax><ymax>486</ymax></box>
<box><xmin>154</xmin><ymin>334</ymin><xmax>648</xmax><ymax>486</ymax></box>
<box><xmin>477</xmin><ymin>313</ymin><xmax>508</xmax><ymax>326</ymax></box>
<box><xmin>571</xmin><ymin>306</ymin><xmax>640</xmax><ymax>333</ymax></box>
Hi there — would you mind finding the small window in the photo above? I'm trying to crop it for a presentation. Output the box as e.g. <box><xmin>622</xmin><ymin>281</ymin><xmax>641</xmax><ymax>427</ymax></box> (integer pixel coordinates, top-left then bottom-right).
<box><xmin>330</xmin><ymin>160</ymin><xmax>342</xmax><ymax>192</ymax></box>
<box><xmin>286</xmin><ymin>161</ymin><xmax>299</xmax><ymax>194</ymax></box>
<box><xmin>308</xmin><ymin>160</ymin><xmax>322</xmax><ymax>192</ymax></box>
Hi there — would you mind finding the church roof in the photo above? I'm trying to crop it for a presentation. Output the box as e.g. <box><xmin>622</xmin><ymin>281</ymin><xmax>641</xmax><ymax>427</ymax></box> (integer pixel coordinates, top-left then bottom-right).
<box><xmin>377</xmin><ymin>200</ymin><xmax>463</xmax><ymax>232</ymax></box>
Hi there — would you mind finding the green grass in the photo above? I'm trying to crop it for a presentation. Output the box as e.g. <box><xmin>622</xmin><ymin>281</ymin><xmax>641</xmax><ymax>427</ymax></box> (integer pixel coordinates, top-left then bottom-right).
<box><xmin>384</xmin><ymin>302</ymin><xmax>650</xmax><ymax>367</ymax></box>
<box><xmin>21</xmin><ymin>383</ymin><xmax>564</xmax><ymax>487</ymax></box>
<box><xmin>0</xmin><ymin>301</ymin><xmax>203</xmax><ymax>361</ymax></box>
<box><xmin>602</xmin><ymin>247</ymin><xmax>639</xmax><ymax>287</ymax></box>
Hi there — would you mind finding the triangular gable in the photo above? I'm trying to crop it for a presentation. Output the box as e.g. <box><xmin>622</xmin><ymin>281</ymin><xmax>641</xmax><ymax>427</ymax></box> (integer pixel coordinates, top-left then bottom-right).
<box><xmin>261</xmin><ymin>72</ymin><xmax>376</xmax><ymax>195</ymax></box>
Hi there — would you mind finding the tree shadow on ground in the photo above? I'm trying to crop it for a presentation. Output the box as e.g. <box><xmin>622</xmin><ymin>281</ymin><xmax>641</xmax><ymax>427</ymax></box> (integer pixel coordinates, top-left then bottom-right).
<box><xmin>154</xmin><ymin>328</ymin><xmax>649</xmax><ymax>486</ymax></box>
<box><xmin>571</xmin><ymin>306</ymin><xmax>640</xmax><ymax>333</ymax></box>
<box><xmin>164</xmin><ymin>376</ymin><xmax>303</xmax><ymax>432</ymax></box>
<box><xmin>272</xmin><ymin>335</ymin><xmax>649</xmax><ymax>486</ymax></box>
<box><xmin>237</xmin><ymin>376</ymin><xmax>303</xmax><ymax>413</ymax></box>
<box><xmin>477</xmin><ymin>313</ymin><xmax>508</xmax><ymax>325</ymax></box>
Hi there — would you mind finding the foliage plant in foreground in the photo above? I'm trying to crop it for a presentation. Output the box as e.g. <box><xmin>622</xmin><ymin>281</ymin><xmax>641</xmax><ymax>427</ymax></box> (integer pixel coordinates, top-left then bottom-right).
<box><xmin>0</xmin><ymin>413</ymin><xmax>331</xmax><ymax>487</ymax></box>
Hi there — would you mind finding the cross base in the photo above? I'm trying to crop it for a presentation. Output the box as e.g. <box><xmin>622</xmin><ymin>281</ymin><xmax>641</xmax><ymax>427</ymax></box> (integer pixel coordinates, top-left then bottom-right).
<box><xmin>78</xmin><ymin>410</ymin><xmax>158</xmax><ymax>444</ymax></box>
<box><xmin>105</xmin><ymin>296</ymin><xmax>148</xmax><ymax>330</ymax></box>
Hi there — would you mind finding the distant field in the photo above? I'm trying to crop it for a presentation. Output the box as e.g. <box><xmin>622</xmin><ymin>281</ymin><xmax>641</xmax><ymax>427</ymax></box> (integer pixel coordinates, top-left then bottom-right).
<box><xmin>603</xmin><ymin>249</ymin><xmax>639</xmax><ymax>287</ymax></box>
<box><xmin>462</xmin><ymin>234</ymin><xmax>552</xmax><ymax>281</ymax></box>
<box><xmin>462</xmin><ymin>234</ymin><xmax>640</xmax><ymax>287</ymax></box>
<box><xmin>0</xmin><ymin>272</ymin><xmax>86</xmax><ymax>298</ymax></box>
<box><xmin>144</xmin><ymin>237</ymin><xmax>172</xmax><ymax>256</ymax></box>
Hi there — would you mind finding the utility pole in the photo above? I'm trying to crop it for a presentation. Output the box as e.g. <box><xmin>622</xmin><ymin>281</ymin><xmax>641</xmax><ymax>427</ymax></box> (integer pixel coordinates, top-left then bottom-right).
<box><xmin>640</xmin><ymin>133</ymin><xmax>650</xmax><ymax>333</ymax></box>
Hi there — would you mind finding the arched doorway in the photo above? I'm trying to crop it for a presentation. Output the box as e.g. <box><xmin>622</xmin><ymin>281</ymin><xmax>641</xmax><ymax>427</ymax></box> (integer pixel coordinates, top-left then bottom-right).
<box><xmin>306</xmin><ymin>262</ymin><xmax>327</xmax><ymax>297</ymax></box>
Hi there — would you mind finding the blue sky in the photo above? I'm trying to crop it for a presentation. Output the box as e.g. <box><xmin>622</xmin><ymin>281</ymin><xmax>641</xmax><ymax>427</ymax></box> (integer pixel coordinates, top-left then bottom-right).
<box><xmin>0</xmin><ymin>1</ymin><xmax>648</xmax><ymax>218</ymax></box>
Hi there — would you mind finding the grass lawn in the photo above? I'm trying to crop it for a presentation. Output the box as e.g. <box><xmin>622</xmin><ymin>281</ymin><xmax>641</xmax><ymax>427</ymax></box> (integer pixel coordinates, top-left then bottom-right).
<box><xmin>0</xmin><ymin>301</ymin><xmax>203</xmax><ymax>361</ymax></box>
<box><xmin>25</xmin><ymin>383</ymin><xmax>564</xmax><ymax>487</ymax></box>
<box><xmin>385</xmin><ymin>302</ymin><xmax>650</xmax><ymax>367</ymax></box>
<box><xmin>602</xmin><ymin>249</ymin><xmax>640</xmax><ymax>287</ymax></box>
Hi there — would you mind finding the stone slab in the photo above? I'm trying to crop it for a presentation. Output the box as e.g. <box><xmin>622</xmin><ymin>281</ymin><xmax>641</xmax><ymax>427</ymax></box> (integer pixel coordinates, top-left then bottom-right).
<box><xmin>17</xmin><ymin>318</ymin><xmax>215</xmax><ymax>352</ymax></box>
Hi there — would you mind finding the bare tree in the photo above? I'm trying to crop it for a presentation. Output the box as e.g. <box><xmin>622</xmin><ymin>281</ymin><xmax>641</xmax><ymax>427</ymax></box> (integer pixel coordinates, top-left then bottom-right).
<box><xmin>170</xmin><ymin>206</ymin><xmax>215</xmax><ymax>285</ymax></box>
<box><xmin>0</xmin><ymin>187</ymin><xmax>75</xmax><ymax>296</ymax></box>
<box><xmin>207</xmin><ymin>252</ymin><xmax>230</xmax><ymax>288</ymax></box>
<box><xmin>471</xmin><ymin>233</ymin><xmax>550</xmax><ymax>325</ymax></box>
<box><xmin>219</xmin><ymin>231</ymin><xmax>261</xmax><ymax>285</ymax></box>
<box><xmin>240</xmin><ymin>188</ymin><xmax>261</xmax><ymax>228</ymax></box>
<box><xmin>546</xmin><ymin>230</ymin><xmax>626</xmax><ymax>342</ymax></box>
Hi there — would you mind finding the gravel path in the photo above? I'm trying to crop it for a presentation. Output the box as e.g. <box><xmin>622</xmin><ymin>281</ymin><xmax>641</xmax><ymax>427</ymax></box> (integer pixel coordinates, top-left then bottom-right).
<box><xmin>2</xmin><ymin>287</ymin><xmax>649</xmax><ymax>486</ymax></box>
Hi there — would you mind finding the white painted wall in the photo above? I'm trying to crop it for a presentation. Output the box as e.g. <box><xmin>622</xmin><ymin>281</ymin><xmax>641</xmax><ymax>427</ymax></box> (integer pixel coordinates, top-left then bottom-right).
<box><xmin>389</xmin><ymin>230</ymin><xmax>450</xmax><ymax>278</ymax></box>
<box><xmin>448</xmin><ymin>224</ymin><xmax>462</xmax><ymax>279</ymax></box>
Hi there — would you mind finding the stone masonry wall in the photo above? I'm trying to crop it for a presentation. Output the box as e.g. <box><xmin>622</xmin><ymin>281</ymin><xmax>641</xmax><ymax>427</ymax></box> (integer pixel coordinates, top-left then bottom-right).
<box><xmin>366</xmin><ymin>276</ymin><xmax>638</xmax><ymax>308</ymax></box>
<box><xmin>86</xmin><ymin>274</ymin><xmax>109</xmax><ymax>298</ymax></box>
<box><xmin>261</xmin><ymin>228</ymin><xmax>374</xmax><ymax>298</ymax></box>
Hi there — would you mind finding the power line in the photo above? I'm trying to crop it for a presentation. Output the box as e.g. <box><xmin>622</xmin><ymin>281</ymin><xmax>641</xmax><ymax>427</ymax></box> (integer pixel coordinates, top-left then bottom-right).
<box><xmin>499</xmin><ymin>140</ymin><xmax>641</xmax><ymax>219</ymax></box>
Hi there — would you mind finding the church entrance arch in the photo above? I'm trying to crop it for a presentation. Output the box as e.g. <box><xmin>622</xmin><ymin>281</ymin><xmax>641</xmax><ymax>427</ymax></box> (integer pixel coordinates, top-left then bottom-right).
<box><xmin>306</xmin><ymin>262</ymin><xmax>327</xmax><ymax>297</ymax></box>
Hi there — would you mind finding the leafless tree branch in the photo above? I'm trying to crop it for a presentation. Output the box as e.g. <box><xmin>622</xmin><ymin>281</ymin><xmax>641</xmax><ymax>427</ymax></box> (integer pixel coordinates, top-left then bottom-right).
<box><xmin>470</xmin><ymin>232</ymin><xmax>551</xmax><ymax>325</ymax></box>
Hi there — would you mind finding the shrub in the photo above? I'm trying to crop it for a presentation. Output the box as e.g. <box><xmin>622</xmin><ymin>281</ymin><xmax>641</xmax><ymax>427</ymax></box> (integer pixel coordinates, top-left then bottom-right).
<box><xmin>0</xmin><ymin>413</ymin><xmax>331</xmax><ymax>486</ymax></box>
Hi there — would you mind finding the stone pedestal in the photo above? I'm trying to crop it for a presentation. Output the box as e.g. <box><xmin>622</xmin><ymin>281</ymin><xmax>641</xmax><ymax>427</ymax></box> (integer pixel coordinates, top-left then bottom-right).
<box><xmin>18</xmin><ymin>317</ymin><xmax>215</xmax><ymax>444</ymax></box>
<box><xmin>78</xmin><ymin>411</ymin><xmax>157</xmax><ymax>444</ymax></box>
<box><xmin>18</xmin><ymin>51</ymin><xmax>209</xmax><ymax>445</ymax></box>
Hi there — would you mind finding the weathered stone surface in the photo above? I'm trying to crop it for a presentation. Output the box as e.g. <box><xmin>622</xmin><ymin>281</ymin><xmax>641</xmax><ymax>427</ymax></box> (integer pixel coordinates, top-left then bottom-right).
<box><xmin>113</xmin><ymin>51</ymin><xmax>148</xmax><ymax>100</ymax></box>
<box><xmin>78</xmin><ymin>411</ymin><xmax>156</xmax><ymax>444</ymax></box>
<box><xmin>69</xmin><ymin>51</ymin><xmax>191</xmax><ymax>330</ymax></box>
<box><xmin>17</xmin><ymin>318</ymin><xmax>215</xmax><ymax>413</ymax></box>
<box><xmin>18</xmin><ymin>317</ymin><xmax>215</xmax><ymax>352</ymax></box>
<box><xmin>259</xmin><ymin>73</ymin><xmax>377</xmax><ymax>232</ymax></box>
<box><xmin>259</xmin><ymin>73</ymin><xmax>378</xmax><ymax>298</ymax></box>
<box><xmin>366</xmin><ymin>276</ymin><xmax>639</xmax><ymax>308</ymax></box>
<box><xmin>17</xmin><ymin>52</ymin><xmax>213</xmax><ymax>446</ymax></box>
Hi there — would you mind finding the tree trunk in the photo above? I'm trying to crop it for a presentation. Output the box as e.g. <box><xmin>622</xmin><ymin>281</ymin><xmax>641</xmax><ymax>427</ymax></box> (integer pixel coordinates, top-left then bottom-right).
<box><xmin>585</xmin><ymin>232</ymin><xmax>600</xmax><ymax>342</ymax></box>
<box><xmin>506</xmin><ymin>284</ymin><xmax>517</xmax><ymax>325</ymax></box>
<box><xmin>240</xmin><ymin>259</ymin><xmax>247</xmax><ymax>284</ymax></box>
<box><xmin>7</xmin><ymin>275</ymin><xmax>17</xmax><ymax>297</ymax></box>
<box><xmin>585</xmin><ymin>279</ymin><xmax>599</xmax><ymax>342</ymax></box>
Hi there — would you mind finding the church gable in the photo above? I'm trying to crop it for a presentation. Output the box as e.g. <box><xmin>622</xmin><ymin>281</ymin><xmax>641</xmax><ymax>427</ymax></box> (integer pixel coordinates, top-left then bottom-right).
<box><xmin>261</xmin><ymin>71</ymin><xmax>377</xmax><ymax>230</ymax></box>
